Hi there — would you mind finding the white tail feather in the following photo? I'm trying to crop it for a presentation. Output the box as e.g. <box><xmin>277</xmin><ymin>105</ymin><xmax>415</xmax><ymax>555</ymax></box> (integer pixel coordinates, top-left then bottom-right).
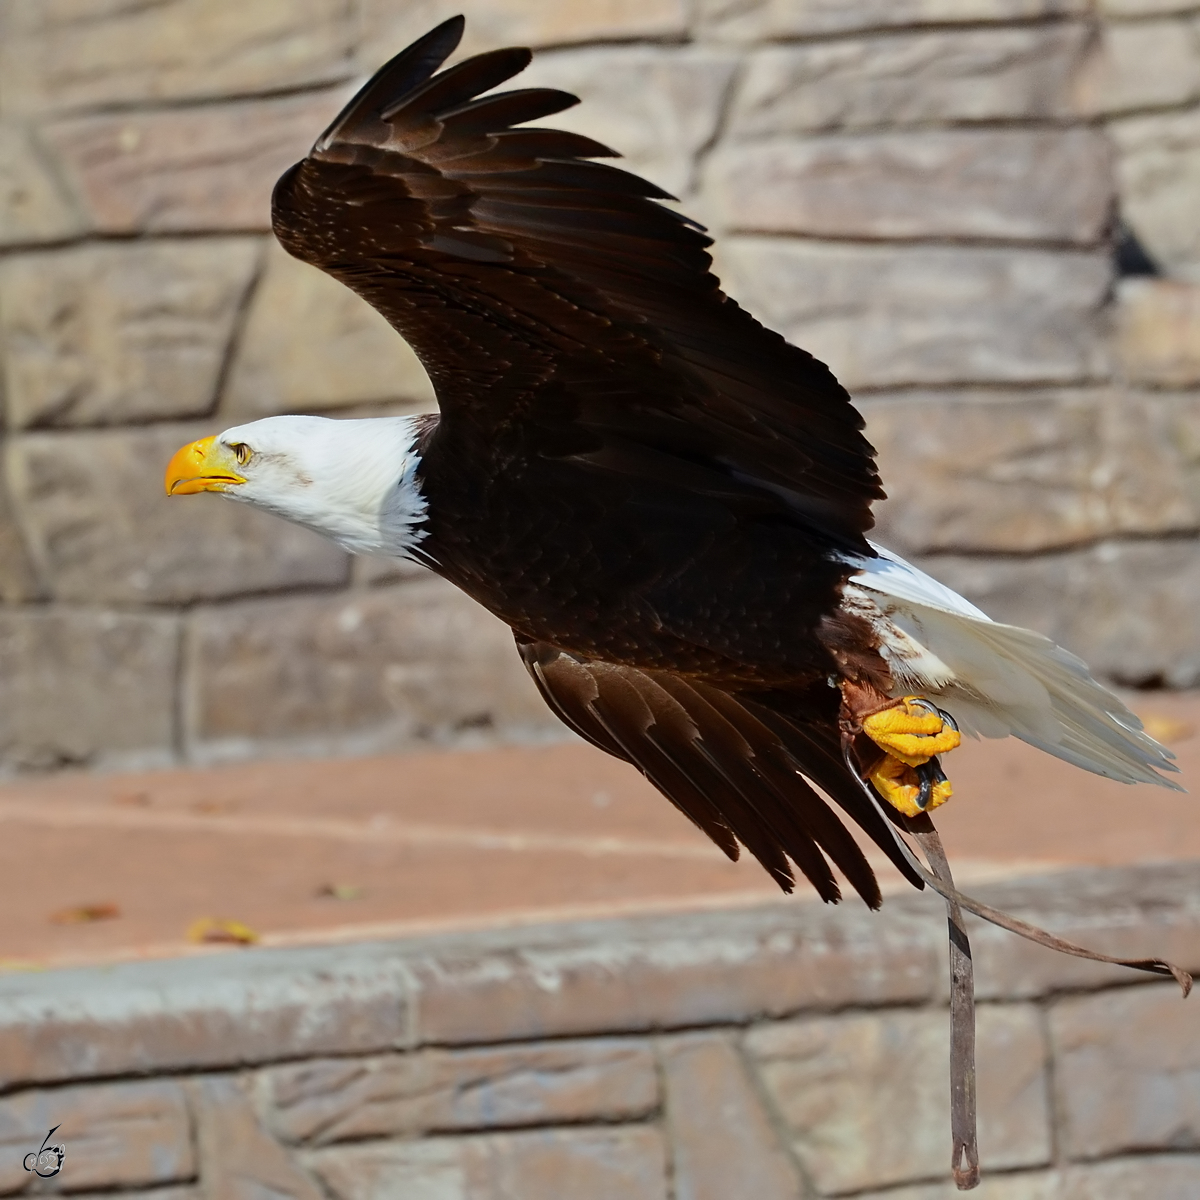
<box><xmin>845</xmin><ymin>545</ymin><xmax>1181</xmax><ymax>790</ymax></box>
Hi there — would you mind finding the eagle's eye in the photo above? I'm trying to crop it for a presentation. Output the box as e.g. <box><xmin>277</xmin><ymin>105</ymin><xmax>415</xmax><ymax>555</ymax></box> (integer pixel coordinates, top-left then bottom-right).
<box><xmin>232</xmin><ymin>442</ymin><xmax>252</xmax><ymax>467</ymax></box>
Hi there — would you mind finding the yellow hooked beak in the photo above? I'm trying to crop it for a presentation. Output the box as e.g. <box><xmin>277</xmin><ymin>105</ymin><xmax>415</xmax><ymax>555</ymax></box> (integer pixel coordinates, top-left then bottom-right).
<box><xmin>164</xmin><ymin>436</ymin><xmax>246</xmax><ymax>496</ymax></box>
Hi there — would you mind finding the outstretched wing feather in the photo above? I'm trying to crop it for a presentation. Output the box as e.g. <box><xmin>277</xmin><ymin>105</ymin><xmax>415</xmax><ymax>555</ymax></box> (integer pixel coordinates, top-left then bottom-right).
<box><xmin>273</xmin><ymin>19</ymin><xmax>883</xmax><ymax>548</ymax></box>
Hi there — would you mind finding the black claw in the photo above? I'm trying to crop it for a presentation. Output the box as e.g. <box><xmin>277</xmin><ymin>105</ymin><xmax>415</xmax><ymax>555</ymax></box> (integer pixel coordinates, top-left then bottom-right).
<box><xmin>915</xmin><ymin>757</ymin><xmax>949</xmax><ymax>811</ymax></box>
<box><xmin>909</xmin><ymin>696</ymin><xmax>959</xmax><ymax>735</ymax></box>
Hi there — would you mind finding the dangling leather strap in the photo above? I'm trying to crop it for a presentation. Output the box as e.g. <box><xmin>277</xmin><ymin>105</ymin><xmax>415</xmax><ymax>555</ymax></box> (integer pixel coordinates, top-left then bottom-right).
<box><xmin>910</xmin><ymin>822</ymin><xmax>979</xmax><ymax>1190</ymax></box>
<box><xmin>842</xmin><ymin>746</ymin><xmax>1192</xmax><ymax>1192</ymax></box>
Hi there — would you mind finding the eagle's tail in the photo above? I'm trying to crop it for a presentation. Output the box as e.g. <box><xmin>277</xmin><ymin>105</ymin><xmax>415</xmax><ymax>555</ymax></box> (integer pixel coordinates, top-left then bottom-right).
<box><xmin>847</xmin><ymin>545</ymin><xmax>1182</xmax><ymax>791</ymax></box>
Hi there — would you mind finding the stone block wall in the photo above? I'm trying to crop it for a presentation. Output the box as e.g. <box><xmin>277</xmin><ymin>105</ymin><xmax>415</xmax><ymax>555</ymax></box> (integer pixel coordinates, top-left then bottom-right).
<box><xmin>1</xmin><ymin>1</ymin><xmax>1199</xmax><ymax>772</ymax></box>
<box><xmin>0</xmin><ymin>865</ymin><xmax>1197</xmax><ymax>1199</ymax></box>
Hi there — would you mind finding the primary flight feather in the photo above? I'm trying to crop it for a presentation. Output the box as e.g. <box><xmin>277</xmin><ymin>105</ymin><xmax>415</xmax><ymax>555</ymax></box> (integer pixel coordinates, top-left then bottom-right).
<box><xmin>165</xmin><ymin>16</ymin><xmax>1178</xmax><ymax>911</ymax></box>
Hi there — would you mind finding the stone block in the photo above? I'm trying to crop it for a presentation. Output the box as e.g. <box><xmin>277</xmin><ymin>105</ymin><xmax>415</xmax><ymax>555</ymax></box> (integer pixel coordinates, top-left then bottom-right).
<box><xmin>697</xmin><ymin>0</ymin><xmax>1088</xmax><ymax>42</ymax></box>
<box><xmin>67</xmin><ymin>1191</ymin><xmax>200</xmax><ymax>1200</ymax></box>
<box><xmin>0</xmin><ymin>1080</ymin><xmax>194</xmax><ymax>1194</ymax></box>
<box><xmin>0</xmin><ymin>457</ymin><xmax>42</xmax><ymax>603</ymax></box>
<box><xmin>718</xmin><ymin>238</ymin><xmax>1111</xmax><ymax>389</ymax></box>
<box><xmin>7</xmin><ymin>424</ymin><xmax>347</xmax><ymax>604</ymax></box>
<box><xmin>516</xmin><ymin>47</ymin><xmax>738</xmax><ymax>198</ymax></box>
<box><xmin>0</xmin><ymin>940</ymin><xmax>418</xmax><ymax>1090</ymax></box>
<box><xmin>1116</xmin><ymin>277</ymin><xmax>1200</xmax><ymax>385</ymax></box>
<box><xmin>919</xmin><ymin>536</ymin><xmax>1200</xmax><ymax>687</ymax></box>
<box><xmin>0</xmin><ymin>240</ymin><xmax>260</xmax><ymax>428</ymax></box>
<box><xmin>411</xmin><ymin>900</ymin><xmax>941</xmax><ymax>1046</ymax></box>
<box><xmin>44</xmin><ymin>89</ymin><xmax>349</xmax><ymax>234</ymax></box>
<box><xmin>1060</xmin><ymin>1156</ymin><xmax>1200</xmax><ymax>1199</ymax></box>
<box><xmin>1076</xmin><ymin>14</ymin><xmax>1200</xmax><ymax>116</ymax></box>
<box><xmin>659</xmin><ymin>1033</ymin><xmax>802</xmax><ymax>1200</ymax></box>
<box><xmin>0</xmin><ymin>608</ymin><xmax>178</xmax><ymax>771</ymax></box>
<box><xmin>361</xmin><ymin>0</ymin><xmax>689</xmax><ymax>59</ymax></box>
<box><xmin>747</xmin><ymin>1004</ymin><xmax>1050</xmax><ymax>1193</ymax></box>
<box><xmin>192</xmin><ymin>1075</ymin><xmax>323</xmax><ymax>1200</ymax></box>
<box><xmin>1101</xmin><ymin>0</ymin><xmax>1200</xmax><ymax>13</ymax></box>
<box><xmin>855</xmin><ymin>1171</ymin><xmax>1063</xmax><ymax>1200</ymax></box>
<box><xmin>1112</xmin><ymin>108</ymin><xmax>1200</xmax><ymax>280</ymax></box>
<box><xmin>305</xmin><ymin>1126</ymin><xmax>668</xmax><ymax>1200</ymax></box>
<box><xmin>1051</xmin><ymin>982</ymin><xmax>1200</xmax><ymax>1159</ymax></box>
<box><xmin>222</xmin><ymin>241</ymin><xmax>434</xmax><ymax>420</ymax></box>
<box><xmin>0</xmin><ymin>0</ymin><xmax>355</xmax><ymax>114</ymax></box>
<box><xmin>729</xmin><ymin>25</ymin><xmax>1095</xmax><ymax>135</ymax></box>
<box><xmin>937</xmin><ymin>868</ymin><xmax>1200</xmax><ymax>1005</ymax></box>
<box><xmin>262</xmin><ymin>1038</ymin><xmax>657</xmax><ymax>1144</ymax></box>
<box><xmin>185</xmin><ymin>579</ymin><xmax>550</xmax><ymax>754</ymax></box>
<box><xmin>854</xmin><ymin>1157</ymin><xmax>1200</xmax><ymax>1200</ymax></box>
<box><xmin>0</xmin><ymin>123</ymin><xmax>86</xmax><ymax>247</ymax></box>
<box><xmin>707</xmin><ymin>129</ymin><xmax>1111</xmax><ymax>243</ymax></box>
<box><xmin>863</xmin><ymin>389</ymin><xmax>1197</xmax><ymax>555</ymax></box>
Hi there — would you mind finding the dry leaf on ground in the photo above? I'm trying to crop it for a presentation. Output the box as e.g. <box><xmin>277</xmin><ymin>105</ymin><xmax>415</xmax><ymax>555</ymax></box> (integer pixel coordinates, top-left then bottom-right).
<box><xmin>49</xmin><ymin>903</ymin><xmax>121</xmax><ymax>924</ymax></box>
<box><xmin>187</xmin><ymin>917</ymin><xmax>258</xmax><ymax>945</ymax></box>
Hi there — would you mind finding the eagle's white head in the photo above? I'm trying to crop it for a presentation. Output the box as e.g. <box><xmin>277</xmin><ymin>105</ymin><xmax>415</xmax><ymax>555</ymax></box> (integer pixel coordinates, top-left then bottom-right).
<box><xmin>164</xmin><ymin>414</ymin><xmax>429</xmax><ymax>559</ymax></box>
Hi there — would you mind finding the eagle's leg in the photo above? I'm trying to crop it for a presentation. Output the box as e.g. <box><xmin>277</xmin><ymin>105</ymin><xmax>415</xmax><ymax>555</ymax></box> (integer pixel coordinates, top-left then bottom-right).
<box><xmin>861</xmin><ymin>697</ymin><xmax>961</xmax><ymax>818</ymax></box>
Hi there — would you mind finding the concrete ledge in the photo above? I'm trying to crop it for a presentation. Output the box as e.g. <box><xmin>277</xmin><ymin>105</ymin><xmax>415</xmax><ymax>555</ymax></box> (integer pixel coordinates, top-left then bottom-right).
<box><xmin>0</xmin><ymin>863</ymin><xmax>1196</xmax><ymax>1197</ymax></box>
<box><xmin>2</xmin><ymin>863</ymin><xmax>1196</xmax><ymax>1092</ymax></box>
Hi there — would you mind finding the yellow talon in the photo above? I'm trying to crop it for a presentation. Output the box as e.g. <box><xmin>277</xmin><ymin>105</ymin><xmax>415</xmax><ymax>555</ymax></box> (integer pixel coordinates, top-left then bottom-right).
<box><xmin>860</xmin><ymin>696</ymin><xmax>961</xmax><ymax>817</ymax></box>
<box><xmin>869</xmin><ymin>755</ymin><xmax>954</xmax><ymax>818</ymax></box>
<box><xmin>861</xmin><ymin>696</ymin><xmax>962</xmax><ymax>766</ymax></box>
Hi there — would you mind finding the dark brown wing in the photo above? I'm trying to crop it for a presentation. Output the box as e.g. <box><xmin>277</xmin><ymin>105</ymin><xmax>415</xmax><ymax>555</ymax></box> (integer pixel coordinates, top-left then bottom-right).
<box><xmin>272</xmin><ymin>16</ymin><xmax>882</xmax><ymax>551</ymax></box>
<box><xmin>517</xmin><ymin>639</ymin><xmax>923</xmax><ymax>907</ymax></box>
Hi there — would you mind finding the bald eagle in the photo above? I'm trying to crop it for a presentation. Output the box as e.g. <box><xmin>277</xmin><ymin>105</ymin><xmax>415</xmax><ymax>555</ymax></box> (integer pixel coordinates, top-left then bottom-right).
<box><xmin>164</xmin><ymin>19</ymin><xmax>1187</xmax><ymax>1186</ymax></box>
<box><xmin>167</xmin><ymin>15</ymin><xmax>1177</xmax><ymax>902</ymax></box>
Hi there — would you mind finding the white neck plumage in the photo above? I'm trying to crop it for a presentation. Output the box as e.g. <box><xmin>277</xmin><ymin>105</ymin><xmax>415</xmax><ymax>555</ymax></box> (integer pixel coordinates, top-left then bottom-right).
<box><xmin>216</xmin><ymin>413</ymin><xmax>430</xmax><ymax>560</ymax></box>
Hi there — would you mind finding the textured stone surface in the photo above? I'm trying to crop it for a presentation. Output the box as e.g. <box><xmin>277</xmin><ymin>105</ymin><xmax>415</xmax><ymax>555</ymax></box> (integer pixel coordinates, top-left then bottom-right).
<box><xmin>0</xmin><ymin>608</ymin><xmax>178</xmax><ymax>771</ymax></box>
<box><xmin>708</xmin><ymin>129</ymin><xmax>1111</xmax><ymax>242</ymax></box>
<box><xmin>1112</xmin><ymin>107</ymin><xmax>1200</xmax><ymax>280</ymax></box>
<box><xmin>1052</xmin><ymin>982</ymin><xmax>1200</xmax><ymax>1159</ymax></box>
<box><xmin>361</xmin><ymin>0</ymin><xmax>689</xmax><ymax>59</ymax></box>
<box><xmin>863</xmin><ymin>390</ymin><xmax>1198</xmax><ymax>555</ymax></box>
<box><xmin>748</xmin><ymin>1005</ymin><xmax>1049</xmax><ymax>1193</ymax></box>
<box><xmin>956</xmin><ymin>867</ymin><xmax>1200</xmax><ymax>1004</ymax></box>
<box><xmin>0</xmin><ymin>1080</ymin><xmax>194</xmax><ymax>1193</ymax></box>
<box><xmin>1116</xmin><ymin>277</ymin><xmax>1200</xmax><ymax>384</ymax></box>
<box><xmin>7</xmin><ymin>424</ymin><xmax>347</xmax><ymax>604</ymax></box>
<box><xmin>729</xmin><ymin>26</ymin><xmax>1096</xmax><ymax>134</ymax></box>
<box><xmin>855</xmin><ymin>1156</ymin><xmax>1200</xmax><ymax>1199</ymax></box>
<box><xmin>1101</xmin><ymin>0</ymin><xmax>1200</xmax><ymax>13</ymax></box>
<box><xmin>185</xmin><ymin>579</ymin><xmax>548</xmax><ymax>753</ymax></box>
<box><xmin>44</xmin><ymin>89</ymin><xmax>348</xmax><ymax>234</ymax></box>
<box><xmin>222</xmin><ymin>242</ymin><xmax>434</xmax><ymax>419</ymax></box>
<box><xmin>192</xmin><ymin>1075</ymin><xmax>323</xmax><ymax>1200</ymax></box>
<box><xmin>306</xmin><ymin>1126</ymin><xmax>668</xmax><ymax>1200</ymax></box>
<box><xmin>410</xmin><ymin>900</ymin><xmax>940</xmax><ymax>1046</ymax></box>
<box><xmin>919</xmin><ymin>537</ymin><xmax>1200</xmax><ymax>688</ymax></box>
<box><xmin>517</xmin><ymin>47</ymin><xmax>738</xmax><ymax>197</ymax></box>
<box><xmin>263</xmin><ymin>1039</ymin><xmax>657</xmax><ymax>1144</ymax></box>
<box><xmin>0</xmin><ymin>240</ymin><xmax>260</xmax><ymax>428</ymax></box>
<box><xmin>0</xmin><ymin>0</ymin><xmax>355</xmax><ymax>114</ymax></box>
<box><xmin>0</xmin><ymin>457</ymin><xmax>42</xmax><ymax>603</ymax></box>
<box><xmin>660</xmin><ymin>1033</ymin><xmax>801</xmax><ymax>1200</ymax></box>
<box><xmin>718</xmin><ymin>239</ymin><xmax>1110</xmax><ymax>389</ymax></box>
<box><xmin>1079</xmin><ymin>14</ymin><xmax>1200</xmax><ymax>117</ymax></box>
<box><xmin>0</xmin><ymin>941</ymin><xmax>417</xmax><ymax>1089</ymax></box>
<box><xmin>697</xmin><ymin>0</ymin><xmax>1089</xmax><ymax>41</ymax></box>
<box><xmin>0</xmin><ymin>123</ymin><xmax>85</xmax><ymax>247</ymax></box>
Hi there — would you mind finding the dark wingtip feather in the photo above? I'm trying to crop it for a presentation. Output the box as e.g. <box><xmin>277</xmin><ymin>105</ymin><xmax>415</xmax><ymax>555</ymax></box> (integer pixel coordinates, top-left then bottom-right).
<box><xmin>381</xmin><ymin>46</ymin><xmax>533</xmax><ymax>123</ymax></box>
<box><xmin>314</xmin><ymin>16</ymin><xmax>467</xmax><ymax>151</ymax></box>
